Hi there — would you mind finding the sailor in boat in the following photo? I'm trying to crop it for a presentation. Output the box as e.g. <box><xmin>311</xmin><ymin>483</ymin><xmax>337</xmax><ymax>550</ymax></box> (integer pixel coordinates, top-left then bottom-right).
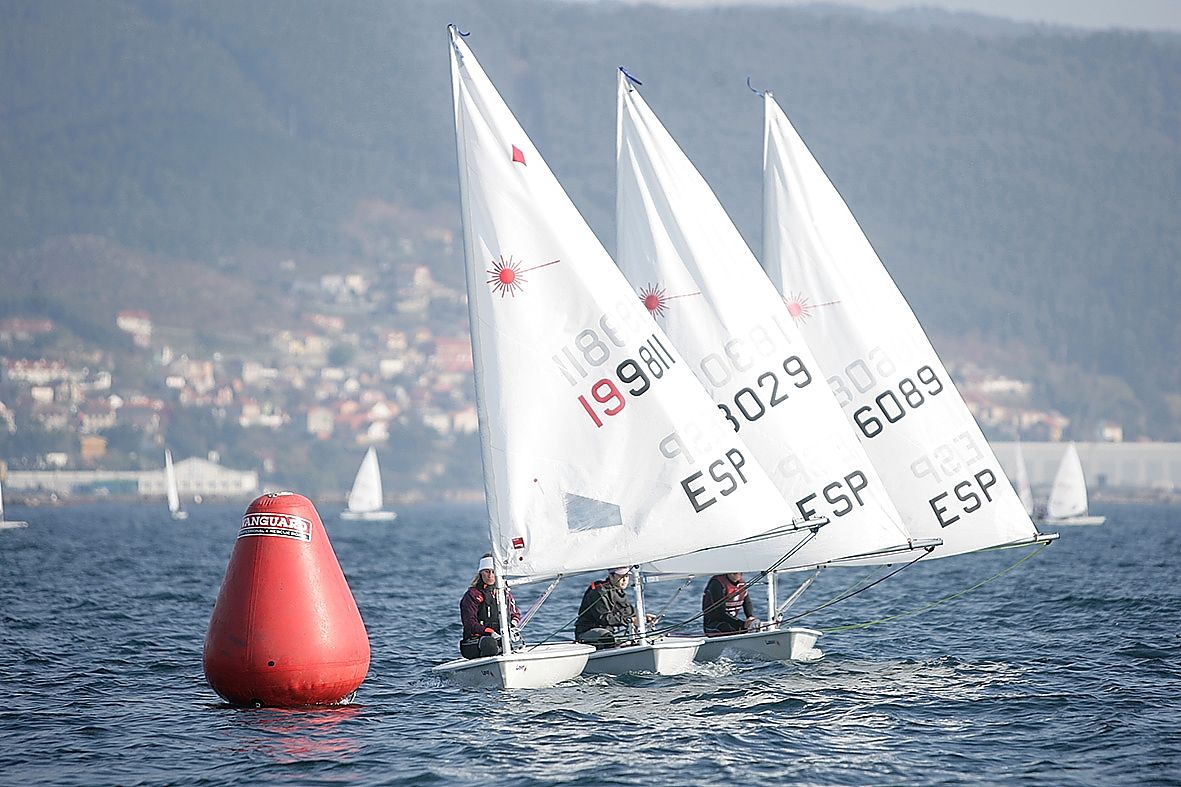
<box><xmin>575</xmin><ymin>567</ymin><xmax>651</xmax><ymax>650</ymax></box>
<box><xmin>702</xmin><ymin>572</ymin><xmax>761</xmax><ymax>637</ymax></box>
<box><xmin>459</xmin><ymin>555</ymin><xmax>521</xmax><ymax>659</ymax></box>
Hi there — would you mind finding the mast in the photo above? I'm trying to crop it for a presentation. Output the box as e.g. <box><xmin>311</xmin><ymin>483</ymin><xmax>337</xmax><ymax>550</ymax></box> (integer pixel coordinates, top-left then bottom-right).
<box><xmin>496</xmin><ymin>569</ymin><xmax>513</xmax><ymax>656</ymax></box>
<box><xmin>631</xmin><ymin>566</ymin><xmax>649</xmax><ymax>645</ymax></box>
<box><xmin>766</xmin><ymin>572</ymin><xmax>777</xmax><ymax>628</ymax></box>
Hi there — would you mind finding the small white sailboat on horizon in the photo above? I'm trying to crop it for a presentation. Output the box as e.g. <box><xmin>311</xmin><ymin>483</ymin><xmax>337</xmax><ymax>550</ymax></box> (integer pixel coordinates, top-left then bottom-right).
<box><xmin>438</xmin><ymin>27</ymin><xmax>802</xmax><ymax>687</ymax></box>
<box><xmin>0</xmin><ymin>476</ymin><xmax>28</xmax><ymax>529</ymax></box>
<box><xmin>164</xmin><ymin>449</ymin><xmax>188</xmax><ymax>521</ymax></box>
<box><xmin>1041</xmin><ymin>443</ymin><xmax>1105</xmax><ymax>526</ymax></box>
<box><xmin>340</xmin><ymin>446</ymin><xmax>397</xmax><ymax>522</ymax></box>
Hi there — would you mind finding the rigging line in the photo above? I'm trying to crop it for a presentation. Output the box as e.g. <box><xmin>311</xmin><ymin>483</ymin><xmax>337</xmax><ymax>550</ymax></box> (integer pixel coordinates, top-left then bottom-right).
<box><xmin>774</xmin><ymin>567</ymin><xmax>822</xmax><ymax>619</ymax></box>
<box><xmin>518</xmin><ymin>576</ymin><xmax>561</xmax><ymax>630</ymax></box>
<box><xmin>780</xmin><ymin>548</ymin><xmax>933</xmax><ymax>626</ymax></box>
<box><xmin>522</xmin><ymin>573</ymin><xmax>634</xmax><ymax>651</ymax></box>
<box><xmin>649</xmin><ymin>576</ymin><xmax>695</xmax><ymax>621</ymax></box>
<box><xmin>818</xmin><ymin>541</ymin><xmax>1053</xmax><ymax>634</ymax></box>
<box><xmin>644</xmin><ymin>529</ymin><xmax>820</xmax><ymax>638</ymax></box>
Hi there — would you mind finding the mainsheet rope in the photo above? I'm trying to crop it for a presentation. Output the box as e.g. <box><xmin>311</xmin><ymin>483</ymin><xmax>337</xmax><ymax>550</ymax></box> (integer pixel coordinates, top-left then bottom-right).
<box><xmin>521</xmin><ymin>526</ymin><xmax>823</xmax><ymax>650</ymax></box>
<box><xmin>817</xmin><ymin>541</ymin><xmax>1052</xmax><ymax>634</ymax></box>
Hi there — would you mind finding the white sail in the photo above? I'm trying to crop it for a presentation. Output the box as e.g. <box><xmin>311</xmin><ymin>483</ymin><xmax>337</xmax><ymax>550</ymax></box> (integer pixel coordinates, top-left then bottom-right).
<box><xmin>346</xmin><ymin>447</ymin><xmax>385</xmax><ymax>513</ymax></box>
<box><xmin>762</xmin><ymin>92</ymin><xmax>1043</xmax><ymax>556</ymax></box>
<box><xmin>450</xmin><ymin>32</ymin><xmax>792</xmax><ymax>582</ymax></box>
<box><xmin>0</xmin><ymin>476</ymin><xmax>22</xmax><ymax>528</ymax></box>
<box><xmin>165</xmin><ymin>449</ymin><xmax>182</xmax><ymax>515</ymax></box>
<box><xmin>615</xmin><ymin>73</ymin><xmax>923</xmax><ymax>575</ymax></box>
<box><xmin>1047</xmin><ymin>443</ymin><xmax>1088</xmax><ymax>519</ymax></box>
<box><xmin>1014</xmin><ymin>442</ymin><xmax>1034</xmax><ymax>516</ymax></box>
<box><xmin>342</xmin><ymin>447</ymin><xmax>396</xmax><ymax>521</ymax></box>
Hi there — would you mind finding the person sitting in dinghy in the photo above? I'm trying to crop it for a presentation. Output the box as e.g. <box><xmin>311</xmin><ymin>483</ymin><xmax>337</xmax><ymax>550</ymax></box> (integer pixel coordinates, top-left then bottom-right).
<box><xmin>575</xmin><ymin>567</ymin><xmax>643</xmax><ymax>649</ymax></box>
<box><xmin>459</xmin><ymin>554</ymin><xmax>521</xmax><ymax>659</ymax></box>
<box><xmin>702</xmin><ymin>572</ymin><xmax>760</xmax><ymax>637</ymax></box>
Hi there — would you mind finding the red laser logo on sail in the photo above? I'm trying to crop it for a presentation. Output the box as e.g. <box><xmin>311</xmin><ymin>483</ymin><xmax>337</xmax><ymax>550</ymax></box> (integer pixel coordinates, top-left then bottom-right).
<box><xmin>638</xmin><ymin>283</ymin><xmax>701</xmax><ymax>318</ymax></box>
<box><xmin>486</xmin><ymin>255</ymin><xmax>560</xmax><ymax>297</ymax></box>
<box><xmin>785</xmin><ymin>291</ymin><xmax>839</xmax><ymax>324</ymax></box>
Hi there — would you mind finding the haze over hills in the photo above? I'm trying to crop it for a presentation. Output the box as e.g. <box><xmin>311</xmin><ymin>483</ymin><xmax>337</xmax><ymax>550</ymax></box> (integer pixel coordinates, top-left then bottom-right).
<box><xmin>1</xmin><ymin>0</ymin><xmax>1179</xmax><ymax>452</ymax></box>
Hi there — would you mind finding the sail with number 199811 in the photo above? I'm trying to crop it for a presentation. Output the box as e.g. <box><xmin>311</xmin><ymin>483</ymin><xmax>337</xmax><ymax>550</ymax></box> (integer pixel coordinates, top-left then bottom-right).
<box><xmin>435</xmin><ymin>27</ymin><xmax>801</xmax><ymax>687</ymax></box>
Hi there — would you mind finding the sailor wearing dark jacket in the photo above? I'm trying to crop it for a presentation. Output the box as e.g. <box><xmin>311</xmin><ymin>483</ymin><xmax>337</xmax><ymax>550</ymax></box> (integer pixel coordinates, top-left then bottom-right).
<box><xmin>459</xmin><ymin>555</ymin><xmax>521</xmax><ymax>659</ymax></box>
<box><xmin>703</xmin><ymin>572</ymin><xmax>760</xmax><ymax>636</ymax></box>
<box><xmin>575</xmin><ymin>567</ymin><xmax>636</xmax><ymax>648</ymax></box>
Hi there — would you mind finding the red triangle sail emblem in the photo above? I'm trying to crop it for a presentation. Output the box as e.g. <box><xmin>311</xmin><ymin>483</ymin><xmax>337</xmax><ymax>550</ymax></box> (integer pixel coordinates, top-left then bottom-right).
<box><xmin>511</xmin><ymin>145</ymin><xmax>526</xmax><ymax>165</ymax></box>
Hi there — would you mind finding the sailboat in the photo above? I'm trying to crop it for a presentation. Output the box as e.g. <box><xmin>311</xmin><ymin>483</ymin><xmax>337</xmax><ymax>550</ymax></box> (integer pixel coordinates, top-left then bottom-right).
<box><xmin>340</xmin><ymin>447</ymin><xmax>397</xmax><ymax>522</ymax></box>
<box><xmin>1042</xmin><ymin>443</ymin><xmax>1105</xmax><ymax>526</ymax></box>
<box><xmin>435</xmin><ymin>27</ymin><xmax>800</xmax><ymax>687</ymax></box>
<box><xmin>615</xmin><ymin>70</ymin><xmax>939</xmax><ymax>663</ymax></box>
<box><xmin>0</xmin><ymin>476</ymin><xmax>28</xmax><ymax>529</ymax></box>
<box><xmin>760</xmin><ymin>90</ymin><xmax>1056</xmax><ymax>559</ymax></box>
<box><xmin>164</xmin><ymin>449</ymin><xmax>188</xmax><ymax>521</ymax></box>
<box><xmin>1013</xmin><ymin>441</ymin><xmax>1034</xmax><ymax>516</ymax></box>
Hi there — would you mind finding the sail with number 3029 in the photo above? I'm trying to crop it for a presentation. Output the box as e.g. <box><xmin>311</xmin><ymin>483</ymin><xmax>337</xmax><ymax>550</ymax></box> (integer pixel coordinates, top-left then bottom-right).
<box><xmin>435</xmin><ymin>27</ymin><xmax>797</xmax><ymax>687</ymax></box>
<box><xmin>761</xmin><ymin>91</ymin><xmax>1055</xmax><ymax>557</ymax></box>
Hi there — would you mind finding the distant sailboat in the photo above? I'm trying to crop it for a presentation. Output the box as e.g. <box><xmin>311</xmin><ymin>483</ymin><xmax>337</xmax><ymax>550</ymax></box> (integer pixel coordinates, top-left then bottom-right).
<box><xmin>340</xmin><ymin>447</ymin><xmax>397</xmax><ymax>522</ymax></box>
<box><xmin>165</xmin><ymin>449</ymin><xmax>189</xmax><ymax>521</ymax></box>
<box><xmin>0</xmin><ymin>476</ymin><xmax>28</xmax><ymax>529</ymax></box>
<box><xmin>1042</xmin><ymin>443</ymin><xmax>1105</xmax><ymax>526</ymax></box>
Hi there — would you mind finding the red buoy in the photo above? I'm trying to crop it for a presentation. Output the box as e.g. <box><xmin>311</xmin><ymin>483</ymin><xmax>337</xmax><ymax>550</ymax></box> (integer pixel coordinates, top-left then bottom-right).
<box><xmin>203</xmin><ymin>492</ymin><xmax>370</xmax><ymax>707</ymax></box>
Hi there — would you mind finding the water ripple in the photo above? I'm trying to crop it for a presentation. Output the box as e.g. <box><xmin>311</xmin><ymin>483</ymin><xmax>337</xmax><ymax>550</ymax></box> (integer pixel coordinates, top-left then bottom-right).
<box><xmin>1</xmin><ymin>502</ymin><xmax>1180</xmax><ymax>784</ymax></box>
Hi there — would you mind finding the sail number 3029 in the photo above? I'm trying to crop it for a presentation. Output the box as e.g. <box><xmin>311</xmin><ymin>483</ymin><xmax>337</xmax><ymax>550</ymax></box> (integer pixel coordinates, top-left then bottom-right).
<box><xmin>577</xmin><ymin>335</ymin><xmax>676</xmax><ymax>428</ymax></box>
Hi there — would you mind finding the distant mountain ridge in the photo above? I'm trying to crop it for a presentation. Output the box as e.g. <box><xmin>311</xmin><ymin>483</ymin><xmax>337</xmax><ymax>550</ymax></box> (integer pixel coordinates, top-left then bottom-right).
<box><xmin>1</xmin><ymin>0</ymin><xmax>1178</xmax><ymax>436</ymax></box>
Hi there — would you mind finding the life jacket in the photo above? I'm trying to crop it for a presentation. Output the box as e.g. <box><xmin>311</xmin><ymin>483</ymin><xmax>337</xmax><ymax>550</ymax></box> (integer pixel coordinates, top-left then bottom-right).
<box><xmin>717</xmin><ymin>575</ymin><xmax>748</xmax><ymax>619</ymax></box>
<box><xmin>472</xmin><ymin>584</ymin><xmax>501</xmax><ymax>633</ymax></box>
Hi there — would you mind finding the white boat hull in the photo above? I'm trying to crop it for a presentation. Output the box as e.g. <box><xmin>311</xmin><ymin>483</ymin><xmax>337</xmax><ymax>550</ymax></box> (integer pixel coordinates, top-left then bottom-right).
<box><xmin>1041</xmin><ymin>515</ymin><xmax>1105</xmax><ymax>526</ymax></box>
<box><xmin>582</xmin><ymin>637</ymin><xmax>703</xmax><ymax>676</ymax></box>
<box><xmin>170</xmin><ymin>511</ymin><xmax>189</xmax><ymax>521</ymax></box>
<box><xmin>693</xmin><ymin>626</ymin><xmax>823</xmax><ymax>663</ymax></box>
<box><xmin>0</xmin><ymin>520</ymin><xmax>28</xmax><ymax>529</ymax></box>
<box><xmin>433</xmin><ymin>643</ymin><xmax>593</xmax><ymax>689</ymax></box>
<box><xmin>340</xmin><ymin>510</ymin><xmax>398</xmax><ymax>522</ymax></box>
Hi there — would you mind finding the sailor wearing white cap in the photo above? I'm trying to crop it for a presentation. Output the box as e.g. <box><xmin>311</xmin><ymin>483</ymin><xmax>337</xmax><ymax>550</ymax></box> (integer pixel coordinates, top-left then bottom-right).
<box><xmin>458</xmin><ymin>553</ymin><xmax>521</xmax><ymax>659</ymax></box>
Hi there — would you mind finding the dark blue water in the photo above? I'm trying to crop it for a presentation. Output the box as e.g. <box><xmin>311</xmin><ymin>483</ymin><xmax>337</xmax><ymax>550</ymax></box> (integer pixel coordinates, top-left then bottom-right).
<box><xmin>2</xmin><ymin>500</ymin><xmax>1178</xmax><ymax>785</ymax></box>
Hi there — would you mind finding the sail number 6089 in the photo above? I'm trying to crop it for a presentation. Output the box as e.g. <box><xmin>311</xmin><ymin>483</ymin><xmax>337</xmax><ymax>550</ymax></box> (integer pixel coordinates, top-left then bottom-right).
<box><xmin>853</xmin><ymin>365</ymin><xmax>944</xmax><ymax>438</ymax></box>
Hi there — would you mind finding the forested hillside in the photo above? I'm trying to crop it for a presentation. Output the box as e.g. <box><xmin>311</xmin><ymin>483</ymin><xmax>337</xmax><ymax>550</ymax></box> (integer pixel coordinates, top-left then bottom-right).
<box><xmin>1</xmin><ymin>0</ymin><xmax>1178</xmax><ymax>436</ymax></box>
